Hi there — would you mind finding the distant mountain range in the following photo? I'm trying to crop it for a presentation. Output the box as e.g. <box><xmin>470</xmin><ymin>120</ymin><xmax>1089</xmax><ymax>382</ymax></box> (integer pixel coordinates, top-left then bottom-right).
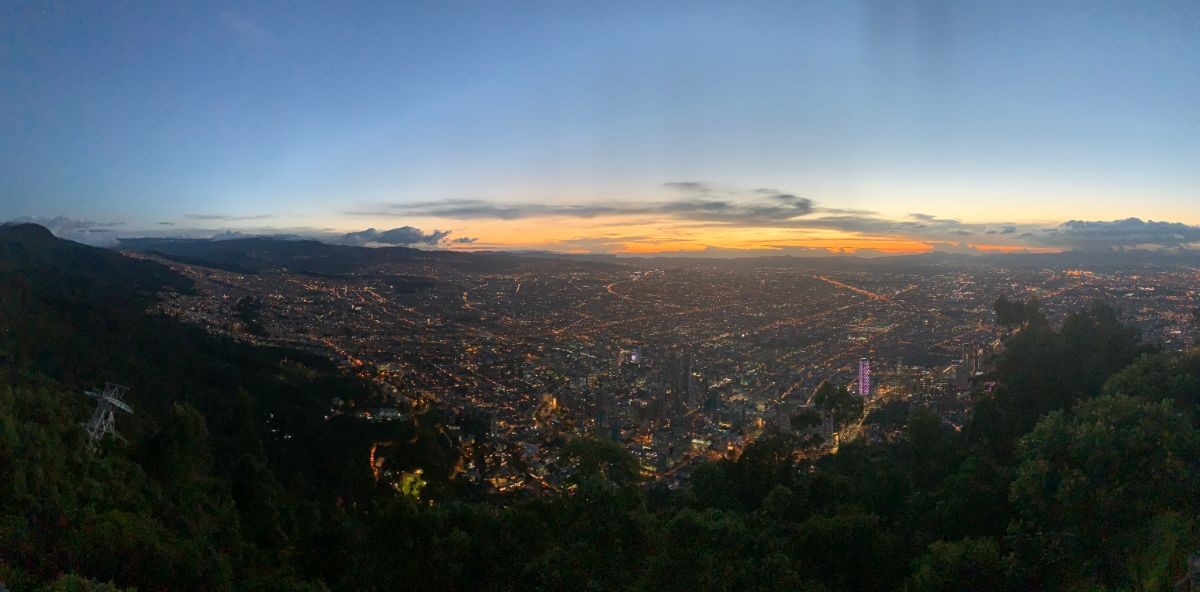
<box><xmin>5</xmin><ymin>223</ymin><xmax>1192</xmax><ymax>276</ymax></box>
<box><xmin>623</xmin><ymin>249</ymin><xmax>1200</xmax><ymax>270</ymax></box>
<box><xmin>117</xmin><ymin>232</ymin><xmax>1199</xmax><ymax>275</ymax></box>
<box><xmin>118</xmin><ymin>235</ymin><xmax>622</xmax><ymax>275</ymax></box>
<box><xmin>0</xmin><ymin>223</ymin><xmax>192</xmax><ymax>299</ymax></box>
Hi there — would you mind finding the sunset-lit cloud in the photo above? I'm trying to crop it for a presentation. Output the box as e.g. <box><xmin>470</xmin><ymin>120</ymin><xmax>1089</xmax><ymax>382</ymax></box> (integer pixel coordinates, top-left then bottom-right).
<box><xmin>337</xmin><ymin>185</ymin><xmax>1200</xmax><ymax>255</ymax></box>
<box><xmin>9</xmin><ymin>189</ymin><xmax>1199</xmax><ymax>257</ymax></box>
<box><xmin>11</xmin><ymin>206</ymin><xmax>1200</xmax><ymax>257</ymax></box>
<box><xmin>338</xmin><ymin>182</ymin><xmax>1099</xmax><ymax>255</ymax></box>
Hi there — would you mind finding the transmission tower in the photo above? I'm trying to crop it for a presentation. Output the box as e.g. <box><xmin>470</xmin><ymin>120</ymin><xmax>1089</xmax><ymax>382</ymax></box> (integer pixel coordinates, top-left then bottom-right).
<box><xmin>82</xmin><ymin>382</ymin><xmax>133</xmax><ymax>454</ymax></box>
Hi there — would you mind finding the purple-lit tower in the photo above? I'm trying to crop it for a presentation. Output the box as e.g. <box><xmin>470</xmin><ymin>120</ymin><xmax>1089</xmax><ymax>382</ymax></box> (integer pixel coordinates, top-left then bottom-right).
<box><xmin>857</xmin><ymin>358</ymin><xmax>871</xmax><ymax>397</ymax></box>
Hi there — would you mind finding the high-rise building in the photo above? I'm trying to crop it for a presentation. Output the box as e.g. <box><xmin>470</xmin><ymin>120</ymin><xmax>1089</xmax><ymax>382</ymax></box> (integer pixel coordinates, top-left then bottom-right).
<box><xmin>857</xmin><ymin>358</ymin><xmax>871</xmax><ymax>397</ymax></box>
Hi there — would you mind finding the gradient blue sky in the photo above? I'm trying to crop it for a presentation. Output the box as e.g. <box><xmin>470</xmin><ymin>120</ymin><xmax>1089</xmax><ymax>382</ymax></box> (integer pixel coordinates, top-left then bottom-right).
<box><xmin>2</xmin><ymin>1</ymin><xmax>1198</xmax><ymax>252</ymax></box>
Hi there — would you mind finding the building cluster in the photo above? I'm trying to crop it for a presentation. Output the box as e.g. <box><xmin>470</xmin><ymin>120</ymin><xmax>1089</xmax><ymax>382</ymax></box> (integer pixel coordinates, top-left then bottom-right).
<box><xmin>137</xmin><ymin>251</ymin><xmax>1200</xmax><ymax>494</ymax></box>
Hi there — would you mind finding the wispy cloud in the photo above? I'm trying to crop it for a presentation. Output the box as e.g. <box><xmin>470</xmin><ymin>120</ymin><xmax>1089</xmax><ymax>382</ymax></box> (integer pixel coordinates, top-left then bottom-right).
<box><xmin>15</xmin><ymin>184</ymin><xmax>1200</xmax><ymax>256</ymax></box>
<box><xmin>349</xmin><ymin>182</ymin><xmax>817</xmax><ymax>226</ymax></box>
<box><xmin>545</xmin><ymin>234</ymin><xmax>677</xmax><ymax>253</ymax></box>
<box><xmin>184</xmin><ymin>214</ymin><xmax>273</xmax><ymax>221</ymax></box>
<box><xmin>3</xmin><ymin>216</ymin><xmax>122</xmax><ymax>247</ymax></box>
<box><xmin>220</xmin><ymin>10</ymin><xmax>273</xmax><ymax>45</ymax></box>
<box><xmin>349</xmin><ymin>191</ymin><xmax>1011</xmax><ymax>242</ymax></box>
<box><xmin>341</xmin><ymin>182</ymin><xmax>1200</xmax><ymax>254</ymax></box>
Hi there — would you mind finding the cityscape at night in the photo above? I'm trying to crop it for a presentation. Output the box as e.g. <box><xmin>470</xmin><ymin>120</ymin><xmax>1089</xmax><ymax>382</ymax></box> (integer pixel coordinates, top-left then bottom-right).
<box><xmin>2</xmin><ymin>1</ymin><xmax>1200</xmax><ymax>590</ymax></box>
<box><xmin>130</xmin><ymin>243</ymin><xmax>1200</xmax><ymax>494</ymax></box>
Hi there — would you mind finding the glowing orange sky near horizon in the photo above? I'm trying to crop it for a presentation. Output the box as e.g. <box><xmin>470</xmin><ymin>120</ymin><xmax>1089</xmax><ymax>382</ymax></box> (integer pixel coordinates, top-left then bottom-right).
<box><xmin>378</xmin><ymin>214</ymin><xmax>1069</xmax><ymax>256</ymax></box>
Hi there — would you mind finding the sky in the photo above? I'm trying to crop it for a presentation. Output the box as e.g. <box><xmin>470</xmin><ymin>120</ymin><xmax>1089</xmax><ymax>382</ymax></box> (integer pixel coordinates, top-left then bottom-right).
<box><xmin>2</xmin><ymin>1</ymin><xmax>1199</xmax><ymax>254</ymax></box>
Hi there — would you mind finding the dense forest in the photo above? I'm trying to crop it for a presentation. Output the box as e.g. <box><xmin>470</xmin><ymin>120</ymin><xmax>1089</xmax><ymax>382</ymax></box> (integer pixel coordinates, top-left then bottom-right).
<box><xmin>2</xmin><ymin>223</ymin><xmax>1198</xmax><ymax>591</ymax></box>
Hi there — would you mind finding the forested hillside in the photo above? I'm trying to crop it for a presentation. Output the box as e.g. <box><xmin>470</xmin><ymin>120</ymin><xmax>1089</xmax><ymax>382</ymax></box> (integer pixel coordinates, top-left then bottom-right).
<box><xmin>2</xmin><ymin>224</ymin><xmax>1198</xmax><ymax>591</ymax></box>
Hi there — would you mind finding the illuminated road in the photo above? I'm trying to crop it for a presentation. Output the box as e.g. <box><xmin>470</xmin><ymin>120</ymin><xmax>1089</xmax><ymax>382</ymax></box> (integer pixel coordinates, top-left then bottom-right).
<box><xmin>812</xmin><ymin>274</ymin><xmax>893</xmax><ymax>302</ymax></box>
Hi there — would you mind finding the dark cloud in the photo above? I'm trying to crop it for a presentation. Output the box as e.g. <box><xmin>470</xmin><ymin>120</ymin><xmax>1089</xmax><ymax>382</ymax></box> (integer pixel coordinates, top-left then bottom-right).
<box><xmin>1035</xmin><ymin>218</ymin><xmax>1200</xmax><ymax>251</ymax></box>
<box><xmin>349</xmin><ymin>199</ymin><xmax>634</xmax><ymax>220</ymax></box>
<box><xmin>354</xmin><ymin>190</ymin><xmax>815</xmax><ymax>225</ymax></box>
<box><xmin>750</xmin><ymin>214</ymin><xmax>950</xmax><ymax>234</ymax></box>
<box><xmin>338</xmin><ymin>183</ymin><xmax>1200</xmax><ymax>254</ymax></box>
<box><xmin>818</xmin><ymin>207</ymin><xmax>879</xmax><ymax>215</ymax></box>
<box><xmin>768</xmin><ymin>193</ymin><xmax>805</xmax><ymax>204</ymax></box>
<box><xmin>657</xmin><ymin>197</ymin><xmax>815</xmax><ymax>221</ymax></box>
<box><xmin>346</xmin><ymin>187</ymin><xmax>1033</xmax><ymax>245</ymax></box>
<box><xmin>665</xmin><ymin>183</ymin><xmax>815</xmax><ymax>216</ymax></box>
<box><xmin>158</xmin><ymin>221</ymin><xmax>175</xmax><ymax>226</ymax></box>
<box><xmin>663</xmin><ymin>181</ymin><xmax>717</xmax><ymax>195</ymax></box>
<box><xmin>451</xmin><ymin>236</ymin><xmax>478</xmax><ymax>244</ymax></box>
<box><xmin>338</xmin><ymin>226</ymin><xmax>453</xmax><ymax>246</ymax></box>
<box><xmin>349</xmin><ymin>181</ymin><xmax>817</xmax><ymax>224</ymax></box>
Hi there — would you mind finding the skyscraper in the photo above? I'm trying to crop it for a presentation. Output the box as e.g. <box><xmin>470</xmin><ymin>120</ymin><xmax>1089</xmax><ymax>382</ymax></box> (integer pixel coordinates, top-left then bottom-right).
<box><xmin>857</xmin><ymin>358</ymin><xmax>871</xmax><ymax>397</ymax></box>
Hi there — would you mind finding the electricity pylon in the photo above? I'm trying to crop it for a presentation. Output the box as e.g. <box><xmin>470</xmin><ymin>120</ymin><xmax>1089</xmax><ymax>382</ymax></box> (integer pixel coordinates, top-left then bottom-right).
<box><xmin>82</xmin><ymin>382</ymin><xmax>133</xmax><ymax>454</ymax></box>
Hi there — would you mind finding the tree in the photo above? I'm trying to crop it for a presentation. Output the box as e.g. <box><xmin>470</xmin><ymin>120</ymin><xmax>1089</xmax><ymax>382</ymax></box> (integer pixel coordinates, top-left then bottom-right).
<box><xmin>905</xmin><ymin>408</ymin><xmax>963</xmax><ymax>492</ymax></box>
<box><xmin>863</xmin><ymin>399</ymin><xmax>909</xmax><ymax>433</ymax></box>
<box><xmin>794</xmin><ymin>510</ymin><xmax>900</xmax><ymax>591</ymax></box>
<box><xmin>636</xmin><ymin>509</ymin><xmax>805</xmax><ymax>592</ymax></box>
<box><xmin>790</xmin><ymin>409</ymin><xmax>825</xmax><ymax>449</ymax></box>
<box><xmin>1103</xmin><ymin>349</ymin><xmax>1200</xmax><ymax>411</ymax></box>
<box><xmin>904</xmin><ymin>538</ymin><xmax>1008</xmax><ymax>592</ymax></box>
<box><xmin>968</xmin><ymin>302</ymin><xmax>1144</xmax><ymax>461</ymax></box>
<box><xmin>790</xmin><ymin>408</ymin><xmax>821</xmax><ymax>432</ymax></box>
<box><xmin>687</xmin><ymin>462</ymin><xmax>741</xmax><ymax>511</ymax></box>
<box><xmin>1009</xmin><ymin>395</ymin><xmax>1200</xmax><ymax>587</ymax></box>
<box><xmin>140</xmin><ymin>403</ymin><xmax>210</xmax><ymax>485</ymax></box>
<box><xmin>812</xmin><ymin>381</ymin><xmax>862</xmax><ymax>430</ymax></box>
<box><xmin>1123</xmin><ymin>512</ymin><xmax>1199</xmax><ymax>592</ymax></box>
<box><xmin>39</xmin><ymin>574</ymin><xmax>137</xmax><ymax>592</ymax></box>
<box><xmin>561</xmin><ymin>437</ymin><xmax>642</xmax><ymax>488</ymax></box>
<box><xmin>727</xmin><ymin>436</ymin><xmax>799</xmax><ymax>510</ymax></box>
<box><xmin>994</xmin><ymin>296</ymin><xmax>1021</xmax><ymax>328</ymax></box>
<box><xmin>926</xmin><ymin>454</ymin><xmax>1013</xmax><ymax>540</ymax></box>
<box><xmin>994</xmin><ymin>296</ymin><xmax>1046</xmax><ymax>329</ymax></box>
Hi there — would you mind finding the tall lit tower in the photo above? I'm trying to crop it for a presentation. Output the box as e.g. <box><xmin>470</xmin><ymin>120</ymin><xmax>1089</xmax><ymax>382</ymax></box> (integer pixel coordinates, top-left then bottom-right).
<box><xmin>81</xmin><ymin>383</ymin><xmax>133</xmax><ymax>454</ymax></box>
<box><xmin>857</xmin><ymin>358</ymin><xmax>871</xmax><ymax>397</ymax></box>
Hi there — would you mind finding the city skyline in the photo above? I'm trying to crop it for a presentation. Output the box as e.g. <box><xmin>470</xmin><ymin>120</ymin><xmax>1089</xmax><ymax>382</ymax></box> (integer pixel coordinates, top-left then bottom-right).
<box><xmin>3</xmin><ymin>3</ymin><xmax>1200</xmax><ymax>589</ymax></box>
<box><xmin>3</xmin><ymin>1</ymin><xmax>1199</xmax><ymax>254</ymax></box>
